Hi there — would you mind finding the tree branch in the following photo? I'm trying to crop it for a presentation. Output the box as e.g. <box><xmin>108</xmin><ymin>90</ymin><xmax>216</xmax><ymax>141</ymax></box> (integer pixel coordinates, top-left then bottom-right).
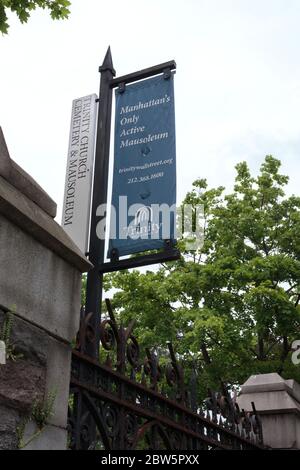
<box><xmin>286</xmin><ymin>284</ymin><xmax>298</xmax><ymax>295</ymax></box>
<box><xmin>200</xmin><ymin>342</ymin><xmax>212</xmax><ymax>365</ymax></box>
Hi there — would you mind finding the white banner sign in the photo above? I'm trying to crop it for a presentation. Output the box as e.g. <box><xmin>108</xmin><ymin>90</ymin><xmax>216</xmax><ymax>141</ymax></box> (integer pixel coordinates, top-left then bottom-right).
<box><xmin>62</xmin><ymin>94</ymin><xmax>98</xmax><ymax>253</ymax></box>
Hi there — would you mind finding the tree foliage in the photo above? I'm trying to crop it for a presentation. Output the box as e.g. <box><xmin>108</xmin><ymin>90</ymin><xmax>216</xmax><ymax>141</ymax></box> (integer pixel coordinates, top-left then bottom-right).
<box><xmin>104</xmin><ymin>156</ymin><xmax>300</xmax><ymax>397</ymax></box>
<box><xmin>0</xmin><ymin>0</ymin><xmax>71</xmax><ymax>34</ymax></box>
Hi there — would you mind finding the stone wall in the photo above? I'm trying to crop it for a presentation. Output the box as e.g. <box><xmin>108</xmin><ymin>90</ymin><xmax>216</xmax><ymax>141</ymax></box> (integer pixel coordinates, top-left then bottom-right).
<box><xmin>0</xmin><ymin>308</ymin><xmax>47</xmax><ymax>449</ymax></box>
<box><xmin>237</xmin><ymin>373</ymin><xmax>300</xmax><ymax>449</ymax></box>
<box><xmin>0</xmin><ymin>128</ymin><xmax>92</xmax><ymax>449</ymax></box>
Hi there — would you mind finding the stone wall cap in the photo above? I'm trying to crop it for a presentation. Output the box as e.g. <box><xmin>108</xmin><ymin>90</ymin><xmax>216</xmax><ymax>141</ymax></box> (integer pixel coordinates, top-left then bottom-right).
<box><xmin>0</xmin><ymin>127</ymin><xmax>57</xmax><ymax>218</ymax></box>
<box><xmin>0</xmin><ymin>127</ymin><xmax>10</xmax><ymax>179</ymax></box>
<box><xmin>237</xmin><ymin>390</ymin><xmax>300</xmax><ymax>414</ymax></box>
<box><xmin>241</xmin><ymin>373</ymin><xmax>285</xmax><ymax>391</ymax></box>
<box><xmin>285</xmin><ymin>379</ymin><xmax>300</xmax><ymax>403</ymax></box>
<box><xmin>0</xmin><ymin>174</ymin><xmax>92</xmax><ymax>273</ymax></box>
<box><xmin>240</xmin><ymin>373</ymin><xmax>300</xmax><ymax>403</ymax></box>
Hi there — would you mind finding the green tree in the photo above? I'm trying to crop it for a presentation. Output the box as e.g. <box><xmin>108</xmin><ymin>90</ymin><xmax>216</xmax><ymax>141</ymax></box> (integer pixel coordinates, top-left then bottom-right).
<box><xmin>0</xmin><ymin>0</ymin><xmax>71</xmax><ymax>34</ymax></box>
<box><xmin>104</xmin><ymin>156</ymin><xmax>300</xmax><ymax>398</ymax></box>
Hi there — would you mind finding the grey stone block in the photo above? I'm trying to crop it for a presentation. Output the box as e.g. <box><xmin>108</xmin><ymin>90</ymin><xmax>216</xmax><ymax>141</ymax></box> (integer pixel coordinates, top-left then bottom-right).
<box><xmin>22</xmin><ymin>422</ymin><xmax>67</xmax><ymax>450</ymax></box>
<box><xmin>0</xmin><ymin>127</ymin><xmax>57</xmax><ymax>218</ymax></box>
<box><xmin>0</xmin><ymin>310</ymin><xmax>49</xmax><ymax>366</ymax></box>
<box><xmin>9</xmin><ymin>159</ymin><xmax>57</xmax><ymax>218</ymax></box>
<box><xmin>0</xmin><ymin>143</ymin><xmax>92</xmax><ymax>450</ymax></box>
<box><xmin>0</xmin><ymin>405</ymin><xmax>20</xmax><ymax>450</ymax></box>
<box><xmin>240</xmin><ymin>372</ymin><xmax>287</xmax><ymax>394</ymax></box>
<box><xmin>237</xmin><ymin>373</ymin><xmax>300</xmax><ymax>449</ymax></box>
<box><xmin>285</xmin><ymin>378</ymin><xmax>300</xmax><ymax>403</ymax></box>
<box><xmin>0</xmin><ymin>311</ymin><xmax>71</xmax><ymax>450</ymax></box>
<box><xmin>0</xmin><ymin>340</ymin><xmax>5</xmax><ymax>364</ymax></box>
<box><xmin>45</xmin><ymin>338</ymin><xmax>72</xmax><ymax>428</ymax></box>
<box><xmin>0</xmin><ymin>358</ymin><xmax>46</xmax><ymax>413</ymax></box>
<box><xmin>0</xmin><ymin>176</ymin><xmax>92</xmax><ymax>272</ymax></box>
<box><xmin>0</xmin><ymin>215</ymin><xmax>83</xmax><ymax>342</ymax></box>
<box><xmin>0</xmin><ymin>127</ymin><xmax>11</xmax><ymax>180</ymax></box>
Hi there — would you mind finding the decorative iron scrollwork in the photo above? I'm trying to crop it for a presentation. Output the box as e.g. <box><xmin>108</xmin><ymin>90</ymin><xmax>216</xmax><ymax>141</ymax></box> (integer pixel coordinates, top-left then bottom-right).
<box><xmin>69</xmin><ymin>300</ymin><xmax>265</xmax><ymax>450</ymax></box>
<box><xmin>127</xmin><ymin>335</ymin><xmax>140</xmax><ymax>368</ymax></box>
<box><xmin>102</xmin><ymin>403</ymin><xmax>120</xmax><ymax>438</ymax></box>
<box><xmin>75</xmin><ymin>309</ymin><xmax>96</xmax><ymax>354</ymax></box>
<box><xmin>144</xmin><ymin>348</ymin><xmax>162</xmax><ymax>391</ymax></box>
<box><xmin>99</xmin><ymin>318</ymin><xmax>117</xmax><ymax>351</ymax></box>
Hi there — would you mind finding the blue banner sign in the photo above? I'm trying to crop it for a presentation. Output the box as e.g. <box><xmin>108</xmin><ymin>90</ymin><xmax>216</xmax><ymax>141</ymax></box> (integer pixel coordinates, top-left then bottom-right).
<box><xmin>108</xmin><ymin>74</ymin><xmax>176</xmax><ymax>258</ymax></box>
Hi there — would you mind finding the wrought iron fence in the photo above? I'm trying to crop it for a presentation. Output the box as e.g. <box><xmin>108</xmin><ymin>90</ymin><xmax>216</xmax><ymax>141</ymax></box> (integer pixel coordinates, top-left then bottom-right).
<box><xmin>68</xmin><ymin>300</ymin><xmax>264</xmax><ymax>450</ymax></box>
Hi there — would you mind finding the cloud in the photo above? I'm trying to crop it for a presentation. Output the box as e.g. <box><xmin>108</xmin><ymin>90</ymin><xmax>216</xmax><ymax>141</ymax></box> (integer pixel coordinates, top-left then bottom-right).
<box><xmin>1</xmin><ymin>0</ymin><xmax>300</xmax><ymax>219</ymax></box>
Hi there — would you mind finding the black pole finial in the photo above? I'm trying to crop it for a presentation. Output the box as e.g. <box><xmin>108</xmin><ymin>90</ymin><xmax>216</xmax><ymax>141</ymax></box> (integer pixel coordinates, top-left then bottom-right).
<box><xmin>99</xmin><ymin>46</ymin><xmax>116</xmax><ymax>76</ymax></box>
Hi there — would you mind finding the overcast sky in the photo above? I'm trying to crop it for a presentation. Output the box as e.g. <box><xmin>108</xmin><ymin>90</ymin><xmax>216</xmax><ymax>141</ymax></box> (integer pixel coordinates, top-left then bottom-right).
<box><xmin>1</xmin><ymin>0</ymin><xmax>300</xmax><ymax>223</ymax></box>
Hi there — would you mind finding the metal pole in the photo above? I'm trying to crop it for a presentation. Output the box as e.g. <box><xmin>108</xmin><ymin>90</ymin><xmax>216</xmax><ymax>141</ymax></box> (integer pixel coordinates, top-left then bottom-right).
<box><xmin>85</xmin><ymin>47</ymin><xmax>115</xmax><ymax>358</ymax></box>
